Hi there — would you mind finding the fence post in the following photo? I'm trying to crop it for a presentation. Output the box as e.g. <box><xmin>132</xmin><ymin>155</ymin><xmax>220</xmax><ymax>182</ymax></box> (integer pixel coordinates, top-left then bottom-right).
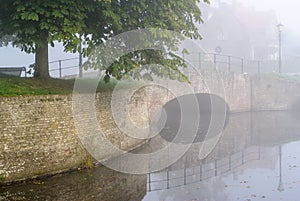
<box><xmin>241</xmin><ymin>58</ymin><xmax>244</xmax><ymax>73</ymax></box>
<box><xmin>148</xmin><ymin>173</ymin><xmax>151</xmax><ymax>192</ymax></box>
<box><xmin>167</xmin><ymin>170</ymin><xmax>170</xmax><ymax>189</ymax></box>
<box><xmin>228</xmin><ymin>56</ymin><xmax>231</xmax><ymax>72</ymax></box>
<box><xmin>214</xmin><ymin>53</ymin><xmax>217</xmax><ymax>69</ymax></box>
<box><xmin>242</xmin><ymin>150</ymin><xmax>245</xmax><ymax>164</ymax></box>
<box><xmin>59</xmin><ymin>60</ymin><xmax>62</xmax><ymax>78</ymax></box>
<box><xmin>184</xmin><ymin>167</ymin><xmax>187</xmax><ymax>185</ymax></box>
<box><xmin>200</xmin><ymin>164</ymin><xmax>202</xmax><ymax>181</ymax></box>
<box><xmin>215</xmin><ymin>160</ymin><xmax>218</xmax><ymax>176</ymax></box>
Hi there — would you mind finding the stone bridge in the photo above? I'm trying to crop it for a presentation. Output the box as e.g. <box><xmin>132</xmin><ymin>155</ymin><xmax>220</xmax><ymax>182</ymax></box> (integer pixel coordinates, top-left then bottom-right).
<box><xmin>1</xmin><ymin>70</ymin><xmax>300</xmax><ymax>183</ymax></box>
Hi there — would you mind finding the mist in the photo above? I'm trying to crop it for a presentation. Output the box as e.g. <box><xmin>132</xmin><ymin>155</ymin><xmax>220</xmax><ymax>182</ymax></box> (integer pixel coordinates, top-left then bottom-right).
<box><xmin>197</xmin><ymin>0</ymin><xmax>300</xmax><ymax>74</ymax></box>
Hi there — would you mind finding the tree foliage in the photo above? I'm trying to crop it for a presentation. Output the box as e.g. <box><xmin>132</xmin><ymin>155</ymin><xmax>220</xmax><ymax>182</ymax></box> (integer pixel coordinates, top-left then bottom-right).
<box><xmin>0</xmin><ymin>0</ymin><xmax>96</xmax><ymax>52</ymax></box>
<box><xmin>83</xmin><ymin>0</ymin><xmax>210</xmax><ymax>82</ymax></box>
<box><xmin>0</xmin><ymin>0</ymin><xmax>210</xmax><ymax>79</ymax></box>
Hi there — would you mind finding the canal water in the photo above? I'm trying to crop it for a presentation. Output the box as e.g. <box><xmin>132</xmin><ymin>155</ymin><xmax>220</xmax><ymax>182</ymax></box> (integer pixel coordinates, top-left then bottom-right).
<box><xmin>1</xmin><ymin>111</ymin><xmax>300</xmax><ymax>201</ymax></box>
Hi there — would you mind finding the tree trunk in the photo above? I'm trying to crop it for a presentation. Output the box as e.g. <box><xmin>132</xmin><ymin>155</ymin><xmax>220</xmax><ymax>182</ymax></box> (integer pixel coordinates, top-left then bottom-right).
<box><xmin>34</xmin><ymin>35</ymin><xmax>50</xmax><ymax>79</ymax></box>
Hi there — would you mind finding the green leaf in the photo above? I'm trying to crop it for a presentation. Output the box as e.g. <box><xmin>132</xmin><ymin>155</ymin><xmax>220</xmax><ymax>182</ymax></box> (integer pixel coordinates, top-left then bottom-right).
<box><xmin>0</xmin><ymin>0</ymin><xmax>209</xmax><ymax>80</ymax></box>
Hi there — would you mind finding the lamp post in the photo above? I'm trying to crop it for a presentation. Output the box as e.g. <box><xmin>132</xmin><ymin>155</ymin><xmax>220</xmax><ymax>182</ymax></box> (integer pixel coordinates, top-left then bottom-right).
<box><xmin>277</xmin><ymin>23</ymin><xmax>284</xmax><ymax>73</ymax></box>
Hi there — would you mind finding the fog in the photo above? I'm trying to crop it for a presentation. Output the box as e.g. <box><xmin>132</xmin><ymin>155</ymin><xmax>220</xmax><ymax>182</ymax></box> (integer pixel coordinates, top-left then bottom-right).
<box><xmin>236</xmin><ymin>0</ymin><xmax>300</xmax><ymax>36</ymax></box>
<box><xmin>1</xmin><ymin>0</ymin><xmax>300</xmax><ymax>76</ymax></box>
<box><xmin>197</xmin><ymin>0</ymin><xmax>300</xmax><ymax>73</ymax></box>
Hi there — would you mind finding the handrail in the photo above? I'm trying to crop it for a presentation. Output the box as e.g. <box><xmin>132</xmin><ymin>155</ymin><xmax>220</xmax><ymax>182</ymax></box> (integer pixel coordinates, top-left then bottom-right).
<box><xmin>48</xmin><ymin>57</ymin><xmax>78</xmax><ymax>64</ymax></box>
<box><xmin>40</xmin><ymin>52</ymin><xmax>281</xmax><ymax>78</ymax></box>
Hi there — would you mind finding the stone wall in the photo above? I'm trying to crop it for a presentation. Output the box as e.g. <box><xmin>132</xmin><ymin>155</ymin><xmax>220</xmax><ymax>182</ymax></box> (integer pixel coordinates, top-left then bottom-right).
<box><xmin>1</xmin><ymin>72</ymin><xmax>300</xmax><ymax>183</ymax></box>
<box><xmin>0</xmin><ymin>91</ymin><xmax>146</xmax><ymax>183</ymax></box>
<box><xmin>251</xmin><ymin>75</ymin><xmax>300</xmax><ymax>111</ymax></box>
<box><xmin>191</xmin><ymin>72</ymin><xmax>300</xmax><ymax>112</ymax></box>
<box><xmin>192</xmin><ymin>70</ymin><xmax>252</xmax><ymax>112</ymax></box>
<box><xmin>0</xmin><ymin>95</ymin><xmax>86</xmax><ymax>182</ymax></box>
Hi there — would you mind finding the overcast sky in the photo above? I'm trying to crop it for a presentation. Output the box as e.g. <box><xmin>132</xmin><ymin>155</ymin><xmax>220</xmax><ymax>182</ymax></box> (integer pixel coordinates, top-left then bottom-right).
<box><xmin>0</xmin><ymin>42</ymin><xmax>76</xmax><ymax>67</ymax></box>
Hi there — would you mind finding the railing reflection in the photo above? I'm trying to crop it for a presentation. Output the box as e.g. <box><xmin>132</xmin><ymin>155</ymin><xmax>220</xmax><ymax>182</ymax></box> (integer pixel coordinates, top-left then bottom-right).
<box><xmin>148</xmin><ymin>146</ymin><xmax>261</xmax><ymax>192</ymax></box>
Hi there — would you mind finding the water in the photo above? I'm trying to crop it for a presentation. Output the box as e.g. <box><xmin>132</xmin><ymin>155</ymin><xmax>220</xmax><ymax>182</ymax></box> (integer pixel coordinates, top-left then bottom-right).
<box><xmin>0</xmin><ymin>165</ymin><xmax>146</xmax><ymax>201</ymax></box>
<box><xmin>1</xmin><ymin>111</ymin><xmax>300</xmax><ymax>201</ymax></box>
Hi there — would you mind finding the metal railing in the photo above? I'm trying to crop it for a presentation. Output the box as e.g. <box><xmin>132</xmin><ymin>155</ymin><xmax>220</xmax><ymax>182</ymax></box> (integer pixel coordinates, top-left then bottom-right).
<box><xmin>147</xmin><ymin>146</ymin><xmax>261</xmax><ymax>192</ymax></box>
<box><xmin>181</xmin><ymin>52</ymin><xmax>278</xmax><ymax>75</ymax></box>
<box><xmin>49</xmin><ymin>57</ymin><xmax>80</xmax><ymax>78</ymax></box>
<box><xmin>45</xmin><ymin>52</ymin><xmax>281</xmax><ymax>79</ymax></box>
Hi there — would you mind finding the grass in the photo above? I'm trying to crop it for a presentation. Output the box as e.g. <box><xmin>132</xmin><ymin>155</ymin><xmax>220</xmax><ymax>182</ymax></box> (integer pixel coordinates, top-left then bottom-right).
<box><xmin>84</xmin><ymin>156</ymin><xmax>94</xmax><ymax>169</ymax></box>
<box><xmin>269</xmin><ymin>73</ymin><xmax>300</xmax><ymax>82</ymax></box>
<box><xmin>0</xmin><ymin>77</ymin><xmax>142</xmax><ymax>97</ymax></box>
<box><xmin>0</xmin><ymin>174</ymin><xmax>5</xmax><ymax>183</ymax></box>
<box><xmin>0</xmin><ymin>78</ymin><xmax>74</xmax><ymax>97</ymax></box>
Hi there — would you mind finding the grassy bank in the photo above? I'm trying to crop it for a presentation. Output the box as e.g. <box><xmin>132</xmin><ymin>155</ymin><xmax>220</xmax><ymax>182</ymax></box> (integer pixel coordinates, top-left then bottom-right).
<box><xmin>0</xmin><ymin>78</ymin><xmax>73</xmax><ymax>97</ymax></box>
<box><xmin>270</xmin><ymin>73</ymin><xmax>300</xmax><ymax>82</ymax></box>
<box><xmin>0</xmin><ymin>77</ymin><xmax>120</xmax><ymax>97</ymax></box>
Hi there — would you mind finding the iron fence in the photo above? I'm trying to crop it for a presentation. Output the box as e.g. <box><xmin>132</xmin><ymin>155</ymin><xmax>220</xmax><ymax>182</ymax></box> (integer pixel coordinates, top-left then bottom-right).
<box><xmin>42</xmin><ymin>52</ymin><xmax>283</xmax><ymax>79</ymax></box>
<box><xmin>182</xmin><ymin>52</ymin><xmax>278</xmax><ymax>75</ymax></box>
<box><xmin>147</xmin><ymin>146</ymin><xmax>261</xmax><ymax>192</ymax></box>
<box><xmin>49</xmin><ymin>57</ymin><xmax>80</xmax><ymax>78</ymax></box>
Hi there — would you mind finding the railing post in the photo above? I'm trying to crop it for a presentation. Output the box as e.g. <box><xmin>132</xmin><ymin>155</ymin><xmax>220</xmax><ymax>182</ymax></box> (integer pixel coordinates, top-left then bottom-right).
<box><xmin>257</xmin><ymin>61</ymin><xmax>261</xmax><ymax>74</ymax></box>
<box><xmin>214</xmin><ymin>53</ymin><xmax>217</xmax><ymax>69</ymax></box>
<box><xmin>228</xmin><ymin>56</ymin><xmax>231</xmax><ymax>73</ymax></box>
<box><xmin>167</xmin><ymin>170</ymin><xmax>170</xmax><ymax>189</ymax></box>
<box><xmin>200</xmin><ymin>164</ymin><xmax>202</xmax><ymax>181</ymax></box>
<box><xmin>229</xmin><ymin>156</ymin><xmax>232</xmax><ymax>171</ymax></box>
<box><xmin>23</xmin><ymin>67</ymin><xmax>27</xmax><ymax>78</ymax></box>
<box><xmin>215</xmin><ymin>160</ymin><xmax>218</xmax><ymax>176</ymax></box>
<box><xmin>184</xmin><ymin>167</ymin><xmax>187</xmax><ymax>185</ymax></box>
<box><xmin>59</xmin><ymin>60</ymin><xmax>62</xmax><ymax>78</ymax></box>
<box><xmin>241</xmin><ymin>58</ymin><xmax>244</xmax><ymax>73</ymax></box>
<box><xmin>148</xmin><ymin>173</ymin><xmax>151</xmax><ymax>192</ymax></box>
<box><xmin>242</xmin><ymin>150</ymin><xmax>245</xmax><ymax>164</ymax></box>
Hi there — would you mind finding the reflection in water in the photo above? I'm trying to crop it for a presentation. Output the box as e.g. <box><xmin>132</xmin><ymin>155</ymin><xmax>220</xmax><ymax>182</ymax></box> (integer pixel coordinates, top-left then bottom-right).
<box><xmin>1</xmin><ymin>111</ymin><xmax>300</xmax><ymax>201</ymax></box>
<box><xmin>147</xmin><ymin>147</ymin><xmax>261</xmax><ymax>192</ymax></box>
<box><xmin>277</xmin><ymin>145</ymin><xmax>284</xmax><ymax>192</ymax></box>
<box><xmin>156</xmin><ymin>93</ymin><xmax>229</xmax><ymax>144</ymax></box>
<box><xmin>0</xmin><ymin>166</ymin><xmax>146</xmax><ymax>201</ymax></box>
<box><xmin>144</xmin><ymin>111</ymin><xmax>300</xmax><ymax>201</ymax></box>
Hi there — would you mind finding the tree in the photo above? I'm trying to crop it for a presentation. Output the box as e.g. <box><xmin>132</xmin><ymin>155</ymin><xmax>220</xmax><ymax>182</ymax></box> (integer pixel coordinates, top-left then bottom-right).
<box><xmin>0</xmin><ymin>0</ymin><xmax>98</xmax><ymax>78</ymax></box>
<box><xmin>83</xmin><ymin>0</ymin><xmax>210</xmax><ymax>82</ymax></box>
<box><xmin>0</xmin><ymin>0</ymin><xmax>209</xmax><ymax>79</ymax></box>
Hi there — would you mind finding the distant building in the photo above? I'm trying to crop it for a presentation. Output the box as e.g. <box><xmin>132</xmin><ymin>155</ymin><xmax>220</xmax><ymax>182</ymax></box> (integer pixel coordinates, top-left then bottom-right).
<box><xmin>198</xmin><ymin>2</ymin><xmax>278</xmax><ymax>61</ymax></box>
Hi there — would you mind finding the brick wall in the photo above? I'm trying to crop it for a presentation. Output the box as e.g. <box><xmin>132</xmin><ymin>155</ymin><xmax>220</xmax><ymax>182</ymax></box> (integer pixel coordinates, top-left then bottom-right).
<box><xmin>0</xmin><ymin>91</ymin><xmax>146</xmax><ymax>183</ymax></box>
<box><xmin>0</xmin><ymin>72</ymin><xmax>299</xmax><ymax>183</ymax></box>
